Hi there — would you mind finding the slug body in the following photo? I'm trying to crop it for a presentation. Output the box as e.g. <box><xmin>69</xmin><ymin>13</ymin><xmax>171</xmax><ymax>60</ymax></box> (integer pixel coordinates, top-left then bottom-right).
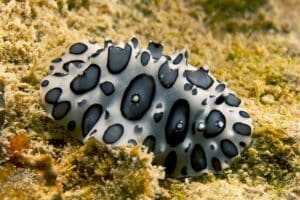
<box><xmin>40</xmin><ymin>37</ymin><xmax>253</xmax><ymax>177</ymax></box>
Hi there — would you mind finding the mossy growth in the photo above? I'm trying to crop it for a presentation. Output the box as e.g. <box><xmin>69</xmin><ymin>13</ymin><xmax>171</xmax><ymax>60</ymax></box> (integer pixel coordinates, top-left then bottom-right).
<box><xmin>196</xmin><ymin>0</ymin><xmax>277</xmax><ymax>33</ymax></box>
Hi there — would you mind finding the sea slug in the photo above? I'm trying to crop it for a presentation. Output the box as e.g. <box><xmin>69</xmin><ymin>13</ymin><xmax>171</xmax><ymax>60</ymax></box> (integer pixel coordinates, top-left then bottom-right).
<box><xmin>40</xmin><ymin>37</ymin><xmax>253</xmax><ymax>177</ymax></box>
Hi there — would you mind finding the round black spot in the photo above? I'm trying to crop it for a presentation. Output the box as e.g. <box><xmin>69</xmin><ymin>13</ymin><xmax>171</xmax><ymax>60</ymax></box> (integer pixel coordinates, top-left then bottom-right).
<box><xmin>143</xmin><ymin>135</ymin><xmax>156</xmax><ymax>153</ymax></box>
<box><xmin>239</xmin><ymin>111</ymin><xmax>250</xmax><ymax>118</ymax></box>
<box><xmin>134</xmin><ymin>125</ymin><xmax>143</xmax><ymax>133</ymax></box>
<box><xmin>63</xmin><ymin>60</ymin><xmax>84</xmax><ymax>72</ymax></box>
<box><xmin>128</xmin><ymin>139</ymin><xmax>137</xmax><ymax>145</ymax></box>
<box><xmin>156</xmin><ymin>103</ymin><xmax>163</xmax><ymax>108</ymax></box>
<box><xmin>216</xmin><ymin>84</ymin><xmax>225</xmax><ymax>92</ymax></box>
<box><xmin>201</xmin><ymin>98</ymin><xmax>207</xmax><ymax>106</ymax></box>
<box><xmin>165</xmin><ymin>99</ymin><xmax>190</xmax><ymax>146</ymax></box>
<box><xmin>192</xmin><ymin>88</ymin><xmax>197</xmax><ymax>95</ymax></box>
<box><xmin>82</xmin><ymin>104</ymin><xmax>103</xmax><ymax>137</ymax></box>
<box><xmin>203</xmin><ymin>110</ymin><xmax>226</xmax><ymax>138</ymax></box>
<box><xmin>70</xmin><ymin>64</ymin><xmax>101</xmax><ymax>94</ymax></box>
<box><xmin>51</xmin><ymin>57</ymin><xmax>62</xmax><ymax>63</ymax></box>
<box><xmin>181</xmin><ymin>166</ymin><xmax>187</xmax><ymax>176</ymax></box>
<box><xmin>184</xmin><ymin>83</ymin><xmax>192</xmax><ymax>91</ymax></box>
<box><xmin>45</xmin><ymin>88</ymin><xmax>62</xmax><ymax>104</ymax></box>
<box><xmin>239</xmin><ymin>141</ymin><xmax>246</xmax><ymax>147</ymax></box>
<box><xmin>67</xmin><ymin>120</ymin><xmax>76</xmax><ymax>131</ymax></box>
<box><xmin>210</xmin><ymin>144</ymin><xmax>215</xmax><ymax>150</ymax></box>
<box><xmin>173</xmin><ymin>53</ymin><xmax>183</xmax><ymax>64</ymax></box>
<box><xmin>147</xmin><ymin>42</ymin><xmax>163</xmax><ymax>59</ymax></box>
<box><xmin>100</xmin><ymin>81</ymin><xmax>114</xmax><ymax>96</ymax></box>
<box><xmin>164</xmin><ymin>151</ymin><xmax>177</xmax><ymax>175</ymax></box>
<box><xmin>107</xmin><ymin>44</ymin><xmax>131</xmax><ymax>74</ymax></box>
<box><xmin>215</xmin><ymin>95</ymin><xmax>225</xmax><ymax>105</ymax></box>
<box><xmin>158</xmin><ymin>61</ymin><xmax>178</xmax><ymax>88</ymax></box>
<box><xmin>220</xmin><ymin>139</ymin><xmax>238</xmax><ymax>158</ymax></box>
<box><xmin>41</xmin><ymin>80</ymin><xmax>49</xmax><ymax>87</ymax></box>
<box><xmin>52</xmin><ymin>101</ymin><xmax>71</xmax><ymax>120</ymax></box>
<box><xmin>103</xmin><ymin>124</ymin><xmax>124</xmax><ymax>144</ymax></box>
<box><xmin>225</xmin><ymin>93</ymin><xmax>241</xmax><ymax>107</ymax></box>
<box><xmin>141</xmin><ymin>51</ymin><xmax>150</xmax><ymax>66</ymax></box>
<box><xmin>153</xmin><ymin>112</ymin><xmax>163</xmax><ymax>123</ymax></box>
<box><xmin>191</xmin><ymin>144</ymin><xmax>207</xmax><ymax>172</ymax></box>
<box><xmin>211</xmin><ymin>157</ymin><xmax>222</xmax><ymax>171</ymax></box>
<box><xmin>49</xmin><ymin>65</ymin><xmax>55</xmax><ymax>71</ymax></box>
<box><xmin>185</xmin><ymin>68</ymin><xmax>214</xmax><ymax>89</ymax></box>
<box><xmin>131</xmin><ymin>37</ymin><xmax>138</xmax><ymax>48</ymax></box>
<box><xmin>69</xmin><ymin>42</ymin><xmax>88</xmax><ymax>54</ymax></box>
<box><xmin>121</xmin><ymin>74</ymin><xmax>156</xmax><ymax>120</ymax></box>
<box><xmin>233</xmin><ymin>122</ymin><xmax>251</xmax><ymax>136</ymax></box>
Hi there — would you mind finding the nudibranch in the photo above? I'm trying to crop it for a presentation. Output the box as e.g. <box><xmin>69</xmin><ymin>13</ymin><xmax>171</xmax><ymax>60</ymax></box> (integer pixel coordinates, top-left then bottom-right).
<box><xmin>40</xmin><ymin>37</ymin><xmax>253</xmax><ymax>178</ymax></box>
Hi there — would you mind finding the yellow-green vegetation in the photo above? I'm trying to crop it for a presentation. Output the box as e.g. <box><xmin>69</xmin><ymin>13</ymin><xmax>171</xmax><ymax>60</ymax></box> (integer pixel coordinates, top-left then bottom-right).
<box><xmin>0</xmin><ymin>0</ymin><xmax>299</xmax><ymax>199</ymax></box>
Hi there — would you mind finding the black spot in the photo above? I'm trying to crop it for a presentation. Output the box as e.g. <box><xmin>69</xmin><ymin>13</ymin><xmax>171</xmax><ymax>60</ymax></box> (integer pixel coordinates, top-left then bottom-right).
<box><xmin>45</xmin><ymin>88</ymin><xmax>62</xmax><ymax>104</ymax></box>
<box><xmin>216</xmin><ymin>84</ymin><xmax>225</xmax><ymax>92</ymax></box>
<box><xmin>153</xmin><ymin>112</ymin><xmax>163</xmax><ymax>123</ymax></box>
<box><xmin>41</xmin><ymin>80</ymin><xmax>49</xmax><ymax>87</ymax></box>
<box><xmin>184</xmin><ymin>51</ymin><xmax>188</xmax><ymax>64</ymax></box>
<box><xmin>128</xmin><ymin>139</ymin><xmax>137</xmax><ymax>145</ymax></box>
<box><xmin>191</xmin><ymin>144</ymin><xmax>207</xmax><ymax>172</ymax></box>
<box><xmin>70</xmin><ymin>64</ymin><xmax>101</xmax><ymax>94</ymax></box>
<box><xmin>100</xmin><ymin>81</ymin><xmax>114</xmax><ymax>96</ymax></box>
<box><xmin>158</xmin><ymin>61</ymin><xmax>178</xmax><ymax>88</ymax></box>
<box><xmin>185</xmin><ymin>68</ymin><xmax>214</xmax><ymax>89</ymax></box>
<box><xmin>147</xmin><ymin>42</ymin><xmax>163</xmax><ymax>59</ymax></box>
<box><xmin>192</xmin><ymin>88</ymin><xmax>197</xmax><ymax>95</ymax></box>
<box><xmin>90</xmin><ymin>49</ymin><xmax>104</xmax><ymax>58</ymax></box>
<box><xmin>239</xmin><ymin>141</ymin><xmax>246</xmax><ymax>147</ymax></box>
<box><xmin>63</xmin><ymin>60</ymin><xmax>84</xmax><ymax>72</ymax></box>
<box><xmin>185</xmin><ymin>142</ymin><xmax>192</xmax><ymax>152</ymax></box>
<box><xmin>184</xmin><ymin>83</ymin><xmax>192</xmax><ymax>91</ymax></box>
<box><xmin>134</xmin><ymin>125</ymin><xmax>143</xmax><ymax>133</ymax></box>
<box><xmin>107</xmin><ymin>44</ymin><xmax>131</xmax><ymax>74</ymax></box>
<box><xmin>143</xmin><ymin>135</ymin><xmax>156</xmax><ymax>153</ymax></box>
<box><xmin>211</xmin><ymin>157</ymin><xmax>222</xmax><ymax>171</ymax></box>
<box><xmin>52</xmin><ymin>57</ymin><xmax>62</xmax><ymax>63</ymax></box>
<box><xmin>220</xmin><ymin>139</ymin><xmax>238</xmax><ymax>158</ymax></box>
<box><xmin>165</xmin><ymin>99</ymin><xmax>190</xmax><ymax>146</ymax></box>
<box><xmin>131</xmin><ymin>37</ymin><xmax>138</xmax><ymax>48</ymax></box>
<box><xmin>239</xmin><ymin>111</ymin><xmax>250</xmax><ymax>118</ymax></box>
<box><xmin>233</xmin><ymin>122</ymin><xmax>251</xmax><ymax>136</ymax></box>
<box><xmin>103</xmin><ymin>124</ymin><xmax>124</xmax><ymax>144</ymax></box>
<box><xmin>69</xmin><ymin>42</ymin><xmax>88</xmax><ymax>54</ymax></box>
<box><xmin>48</xmin><ymin>138</ymin><xmax>66</xmax><ymax>148</ymax></box>
<box><xmin>215</xmin><ymin>95</ymin><xmax>225</xmax><ymax>105</ymax></box>
<box><xmin>203</xmin><ymin>110</ymin><xmax>226</xmax><ymax>138</ymax></box>
<box><xmin>104</xmin><ymin>110</ymin><xmax>110</xmax><ymax>120</ymax></box>
<box><xmin>173</xmin><ymin>53</ymin><xmax>183</xmax><ymax>64</ymax></box>
<box><xmin>141</xmin><ymin>51</ymin><xmax>150</xmax><ymax>66</ymax></box>
<box><xmin>164</xmin><ymin>151</ymin><xmax>177</xmax><ymax>175</ymax></box>
<box><xmin>201</xmin><ymin>98</ymin><xmax>207</xmax><ymax>105</ymax></box>
<box><xmin>121</xmin><ymin>74</ymin><xmax>155</xmax><ymax>120</ymax></box>
<box><xmin>77</xmin><ymin>99</ymin><xmax>87</xmax><ymax>107</ymax></box>
<box><xmin>164</xmin><ymin>55</ymin><xmax>171</xmax><ymax>60</ymax></box>
<box><xmin>225</xmin><ymin>93</ymin><xmax>241</xmax><ymax>107</ymax></box>
<box><xmin>156</xmin><ymin>103</ymin><xmax>163</xmax><ymax>108</ymax></box>
<box><xmin>67</xmin><ymin>120</ymin><xmax>76</xmax><ymax>131</ymax></box>
<box><xmin>52</xmin><ymin>101</ymin><xmax>71</xmax><ymax>120</ymax></box>
<box><xmin>181</xmin><ymin>166</ymin><xmax>187</xmax><ymax>176</ymax></box>
<box><xmin>82</xmin><ymin>104</ymin><xmax>103</xmax><ymax>137</ymax></box>
<box><xmin>53</xmin><ymin>72</ymin><xmax>67</xmax><ymax>77</ymax></box>
<box><xmin>49</xmin><ymin>65</ymin><xmax>55</xmax><ymax>71</ymax></box>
